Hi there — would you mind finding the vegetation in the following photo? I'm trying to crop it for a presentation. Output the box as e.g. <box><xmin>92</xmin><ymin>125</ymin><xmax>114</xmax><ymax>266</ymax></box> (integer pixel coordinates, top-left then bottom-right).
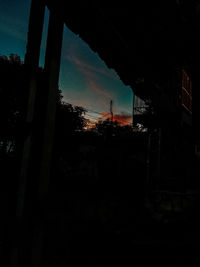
<box><xmin>0</xmin><ymin>54</ymin><xmax>87</xmax><ymax>158</ymax></box>
<box><xmin>91</xmin><ymin>118</ymin><xmax>134</xmax><ymax>137</ymax></box>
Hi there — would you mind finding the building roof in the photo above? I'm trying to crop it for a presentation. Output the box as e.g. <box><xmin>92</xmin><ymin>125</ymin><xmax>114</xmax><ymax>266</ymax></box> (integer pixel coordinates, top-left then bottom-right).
<box><xmin>46</xmin><ymin>1</ymin><xmax>200</xmax><ymax>102</ymax></box>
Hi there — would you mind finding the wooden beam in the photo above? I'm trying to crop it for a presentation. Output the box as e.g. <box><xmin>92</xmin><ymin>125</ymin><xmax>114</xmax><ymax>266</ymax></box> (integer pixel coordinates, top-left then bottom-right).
<box><xmin>11</xmin><ymin>2</ymin><xmax>46</xmax><ymax>267</ymax></box>
<box><xmin>30</xmin><ymin>10</ymin><xmax>64</xmax><ymax>267</ymax></box>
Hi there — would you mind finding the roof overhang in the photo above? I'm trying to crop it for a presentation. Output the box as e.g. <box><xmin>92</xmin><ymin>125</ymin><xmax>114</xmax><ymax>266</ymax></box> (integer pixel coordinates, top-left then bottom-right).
<box><xmin>46</xmin><ymin>1</ymin><xmax>200</xmax><ymax>101</ymax></box>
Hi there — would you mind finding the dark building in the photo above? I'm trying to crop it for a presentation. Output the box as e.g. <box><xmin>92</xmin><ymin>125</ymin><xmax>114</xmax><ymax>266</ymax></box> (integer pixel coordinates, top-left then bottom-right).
<box><xmin>133</xmin><ymin>66</ymin><xmax>193</xmax><ymax>190</ymax></box>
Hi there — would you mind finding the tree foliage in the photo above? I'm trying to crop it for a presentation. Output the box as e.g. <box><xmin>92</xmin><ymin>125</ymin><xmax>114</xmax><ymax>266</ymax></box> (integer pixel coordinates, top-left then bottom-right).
<box><xmin>93</xmin><ymin>118</ymin><xmax>133</xmax><ymax>137</ymax></box>
<box><xmin>56</xmin><ymin>101</ymin><xmax>87</xmax><ymax>135</ymax></box>
<box><xmin>0</xmin><ymin>54</ymin><xmax>87</xmax><ymax>157</ymax></box>
<box><xmin>0</xmin><ymin>54</ymin><xmax>27</xmax><ymax>155</ymax></box>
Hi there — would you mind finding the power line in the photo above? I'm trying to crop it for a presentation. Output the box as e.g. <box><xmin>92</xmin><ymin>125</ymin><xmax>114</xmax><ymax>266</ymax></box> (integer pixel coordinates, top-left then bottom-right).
<box><xmin>85</xmin><ymin>109</ymin><xmax>104</xmax><ymax>115</ymax></box>
<box><xmin>84</xmin><ymin>114</ymin><xmax>100</xmax><ymax>120</ymax></box>
<box><xmin>85</xmin><ymin>112</ymin><xmax>101</xmax><ymax>118</ymax></box>
<box><xmin>63</xmin><ymin>100</ymin><xmax>133</xmax><ymax>125</ymax></box>
<box><xmin>86</xmin><ymin>113</ymin><xmax>133</xmax><ymax>126</ymax></box>
<box><xmin>62</xmin><ymin>101</ymin><xmax>112</xmax><ymax>117</ymax></box>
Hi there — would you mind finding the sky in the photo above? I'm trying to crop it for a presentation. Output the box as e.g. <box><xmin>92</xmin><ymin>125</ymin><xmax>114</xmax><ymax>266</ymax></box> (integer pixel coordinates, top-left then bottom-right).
<box><xmin>0</xmin><ymin>0</ymin><xmax>133</xmax><ymax>126</ymax></box>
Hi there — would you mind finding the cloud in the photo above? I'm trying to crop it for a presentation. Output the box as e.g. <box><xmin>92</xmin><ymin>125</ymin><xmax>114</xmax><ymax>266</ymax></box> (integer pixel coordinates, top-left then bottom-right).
<box><xmin>61</xmin><ymin>41</ymin><xmax>132</xmax><ymax>116</ymax></box>
<box><xmin>101</xmin><ymin>111</ymin><xmax>110</xmax><ymax>118</ymax></box>
<box><xmin>72</xmin><ymin>99</ymin><xmax>90</xmax><ymax>107</ymax></box>
<box><xmin>113</xmin><ymin>112</ymin><xmax>132</xmax><ymax>125</ymax></box>
<box><xmin>66</xmin><ymin>53</ymin><xmax>118</xmax><ymax>81</ymax></box>
<box><xmin>61</xmin><ymin>92</ymin><xmax>91</xmax><ymax>107</ymax></box>
<box><xmin>99</xmin><ymin>99</ymin><xmax>110</xmax><ymax>109</ymax></box>
<box><xmin>88</xmin><ymin>80</ymin><xmax>112</xmax><ymax>99</ymax></box>
<box><xmin>65</xmin><ymin>52</ymin><xmax>115</xmax><ymax>111</ymax></box>
<box><xmin>100</xmin><ymin>111</ymin><xmax>132</xmax><ymax>125</ymax></box>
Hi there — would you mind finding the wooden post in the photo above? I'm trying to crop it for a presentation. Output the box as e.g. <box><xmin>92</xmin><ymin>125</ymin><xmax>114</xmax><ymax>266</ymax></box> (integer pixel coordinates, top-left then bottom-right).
<box><xmin>30</xmin><ymin>10</ymin><xmax>64</xmax><ymax>267</ymax></box>
<box><xmin>38</xmin><ymin>11</ymin><xmax>64</xmax><ymax>199</ymax></box>
<box><xmin>17</xmin><ymin>0</ymin><xmax>45</xmax><ymax>222</ymax></box>
<box><xmin>10</xmin><ymin>1</ymin><xmax>45</xmax><ymax>267</ymax></box>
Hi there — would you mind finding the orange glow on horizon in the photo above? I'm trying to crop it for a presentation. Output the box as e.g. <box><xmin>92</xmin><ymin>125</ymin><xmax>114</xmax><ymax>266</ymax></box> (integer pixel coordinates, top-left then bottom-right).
<box><xmin>100</xmin><ymin>112</ymin><xmax>132</xmax><ymax>125</ymax></box>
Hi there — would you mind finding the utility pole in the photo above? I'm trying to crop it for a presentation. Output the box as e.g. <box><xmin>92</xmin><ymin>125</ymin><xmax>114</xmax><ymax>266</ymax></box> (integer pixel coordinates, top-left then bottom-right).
<box><xmin>110</xmin><ymin>100</ymin><xmax>113</xmax><ymax>124</ymax></box>
<box><xmin>132</xmin><ymin>93</ymin><xmax>135</xmax><ymax>127</ymax></box>
<box><xmin>106</xmin><ymin>100</ymin><xmax>113</xmax><ymax>139</ymax></box>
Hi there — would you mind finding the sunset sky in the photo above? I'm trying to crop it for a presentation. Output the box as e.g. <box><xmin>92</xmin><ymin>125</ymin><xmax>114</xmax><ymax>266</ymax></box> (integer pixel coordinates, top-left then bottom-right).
<box><xmin>0</xmin><ymin>0</ymin><xmax>133</xmax><ymax>125</ymax></box>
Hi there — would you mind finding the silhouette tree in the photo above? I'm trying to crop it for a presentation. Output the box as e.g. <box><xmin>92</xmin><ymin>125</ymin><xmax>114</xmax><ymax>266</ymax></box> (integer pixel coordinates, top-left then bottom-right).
<box><xmin>0</xmin><ymin>53</ymin><xmax>89</xmax><ymax>199</ymax></box>
<box><xmin>56</xmin><ymin>101</ymin><xmax>87</xmax><ymax>134</ymax></box>
<box><xmin>93</xmin><ymin>118</ymin><xmax>133</xmax><ymax>137</ymax></box>
<box><xmin>0</xmin><ymin>54</ymin><xmax>88</xmax><ymax>157</ymax></box>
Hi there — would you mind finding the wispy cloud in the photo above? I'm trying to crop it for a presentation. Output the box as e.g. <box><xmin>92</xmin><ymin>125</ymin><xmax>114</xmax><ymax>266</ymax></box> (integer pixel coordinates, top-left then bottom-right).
<box><xmin>113</xmin><ymin>112</ymin><xmax>132</xmax><ymax>125</ymax></box>
<box><xmin>88</xmin><ymin>80</ymin><xmax>112</xmax><ymax>99</ymax></box>
<box><xmin>101</xmin><ymin>111</ymin><xmax>109</xmax><ymax>117</ymax></box>
<box><xmin>66</xmin><ymin>53</ymin><xmax>118</xmax><ymax>81</ymax></box>
<box><xmin>99</xmin><ymin>99</ymin><xmax>110</xmax><ymax>109</ymax></box>
<box><xmin>65</xmin><ymin>52</ymin><xmax>115</xmax><ymax>111</ymax></box>
<box><xmin>71</xmin><ymin>99</ymin><xmax>90</xmax><ymax>107</ymax></box>
<box><xmin>100</xmin><ymin>111</ymin><xmax>132</xmax><ymax>125</ymax></box>
<box><xmin>60</xmin><ymin>34</ymin><xmax>132</xmax><ymax>116</ymax></box>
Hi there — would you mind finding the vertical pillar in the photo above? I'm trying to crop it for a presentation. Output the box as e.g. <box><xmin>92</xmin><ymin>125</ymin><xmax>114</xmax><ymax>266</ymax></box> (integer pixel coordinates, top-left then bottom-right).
<box><xmin>10</xmin><ymin>1</ymin><xmax>45</xmax><ymax>267</ymax></box>
<box><xmin>38</xmin><ymin>10</ymin><xmax>64</xmax><ymax>198</ymax></box>
<box><xmin>16</xmin><ymin>0</ymin><xmax>45</xmax><ymax>221</ymax></box>
<box><xmin>30</xmin><ymin>10</ymin><xmax>64</xmax><ymax>267</ymax></box>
